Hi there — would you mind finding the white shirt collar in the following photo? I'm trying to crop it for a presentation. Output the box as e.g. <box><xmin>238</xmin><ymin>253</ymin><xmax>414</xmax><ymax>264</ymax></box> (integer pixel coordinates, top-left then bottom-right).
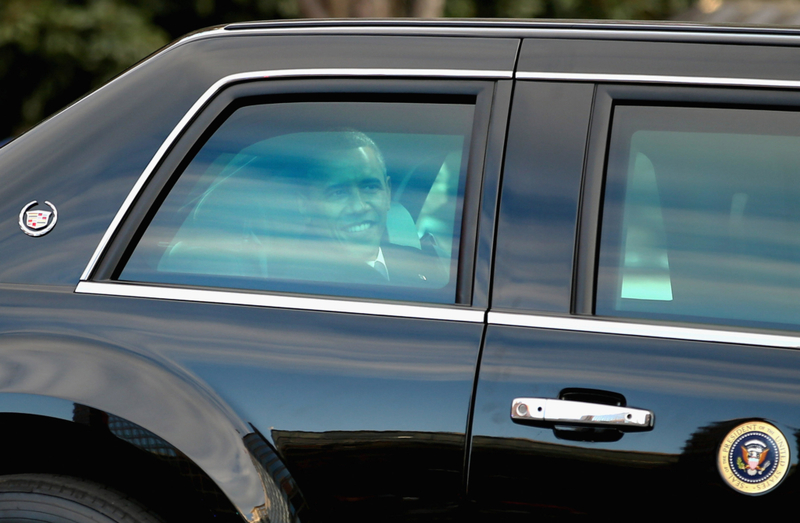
<box><xmin>366</xmin><ymin>247</ymin><xmax>388</xmax><ymax>276</ymax></box>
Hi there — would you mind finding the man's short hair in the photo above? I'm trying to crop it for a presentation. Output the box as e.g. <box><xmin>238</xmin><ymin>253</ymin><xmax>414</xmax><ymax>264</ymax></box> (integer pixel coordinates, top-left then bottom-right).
<box><xmin>242</xmin><ymin>129</ymin><xmax>387</xmax><ymax>190</ymax></box>
<box><xmin>303</xmin><ymin>128</ymin><xmax>387</xmax><ymax>181</ymax></box>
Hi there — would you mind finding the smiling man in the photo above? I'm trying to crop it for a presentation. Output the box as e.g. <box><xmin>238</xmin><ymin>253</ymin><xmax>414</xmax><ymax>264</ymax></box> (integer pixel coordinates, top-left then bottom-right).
<box><xmin>303</xmin><ymin>132</ymin><xmax>391</xmax><ymax>266</ymax></box>
<box><xmin>298</xmin><ymin>130</ymin><xmax>443</xmax><ymax>286</ymax></box>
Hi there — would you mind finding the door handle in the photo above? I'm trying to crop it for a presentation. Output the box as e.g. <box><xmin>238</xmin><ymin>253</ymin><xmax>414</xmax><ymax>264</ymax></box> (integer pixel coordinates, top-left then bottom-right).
<box><xmin>511</xmin><ymin>397</ymin><xmax>654</xmax><ymax>430</ymax></box>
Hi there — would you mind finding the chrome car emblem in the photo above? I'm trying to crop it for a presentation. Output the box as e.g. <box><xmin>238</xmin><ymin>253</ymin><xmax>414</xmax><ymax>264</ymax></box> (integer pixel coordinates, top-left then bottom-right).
<box><xmin>19</xmin><ymin>200</ymin><xmax>58</xmax><ymax>237</ymax></box>
<box><xmin>718</xmin><ymin>421</ymin><xmax>789</xmax><ymax>496</ymax></box>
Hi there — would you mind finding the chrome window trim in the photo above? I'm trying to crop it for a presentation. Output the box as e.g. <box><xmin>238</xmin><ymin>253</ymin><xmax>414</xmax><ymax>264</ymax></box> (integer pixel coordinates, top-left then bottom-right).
<box><xmin>79</xmin><ymin>67</ymin><xmax>512</xmax><ymax>281</ymax></box>
<box><xmin>489</xmin><ymin>312</ymin><xmax>800</xmax><ymax>350</ymax></box>
<box><xmin>515</xmin><ymin>71</ymin><xmax>800</xmax><ymax>89</ymax></box>
<box><xmin>220</xmin><ymin>23</ymin><xmax>800</xmax><ymax>44</ymax></box>
<box><xmin>65</xmin><ymin>24</ymin><xmax>800</xmax><ymax>145</ymax></box>
<box><xmin>76</xmin><ymin>282</ymin><xmax>485</xmax><ymax>322</ymax></box>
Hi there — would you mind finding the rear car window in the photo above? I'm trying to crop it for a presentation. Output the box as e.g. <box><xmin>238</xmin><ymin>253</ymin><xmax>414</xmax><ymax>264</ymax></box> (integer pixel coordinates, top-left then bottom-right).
<box><xmin>597</xmin><ymin>105</ymin><xmax>800</xmax><ymax>331</ymax></box>
<box><xmin>118</xmin><ymin>99</ymin><xmax>474</xmax><ymax>304</ymax></box>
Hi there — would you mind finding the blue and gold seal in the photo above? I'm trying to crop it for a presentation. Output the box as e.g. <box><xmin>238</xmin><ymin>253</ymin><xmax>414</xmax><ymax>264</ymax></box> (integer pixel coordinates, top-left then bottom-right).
<box><xmin>718</xmin><ymin>421</ymin><xmax>790</xmax><ymax>495</ymax></box>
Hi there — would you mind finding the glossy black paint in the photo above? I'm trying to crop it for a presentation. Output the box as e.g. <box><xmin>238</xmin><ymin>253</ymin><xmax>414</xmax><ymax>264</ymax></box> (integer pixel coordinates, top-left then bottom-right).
<box><xmin>1</xmin><ymin>19</ymin><xmax>800</xmax><ymax>523</ymax></box>
<box><xmin>472</xmin><ymin>79</ymin><xmax>514</xmax><ymax>310</ymax></box>
<box><xmin>166</xmin><ymin>306</ymin><xmax>482</xmax><ymax>520</ymax></box>
<box><xmin>0</xmin><ymin>26</ymin><xmax>521</xmax><ymax>520</ymax></box>
<box><xmin>0</xmin><ymin>33</ymin><xmax>517</xmax><ymax>286</ymax></box>
<box><xmin>0</xmin><ymin>284</ymin><xmax>269</xmax><ymax>516</ymax></box>
<box><xmin>466</xmin><ymin>33</ymin><xmax>800</xmax><ymax>518</ymax></box>
<box><xmin>470</xmin><ymin>326</ymin><xmax>800</xmax><ymax>517</ymax></box>
<box><xmin>491</xmin><ymin>81</ymin><xmax>593</xmax><ymax>313</ymax></box>
<box><xmin>517</xmin><ymin>37</ymin><xmax>800</xmax><ymax>80</ymax></box>
<box><xmin>0</xmin><ymin>284</ymin><xmax>483</xmax><ymax>519</ymax></box>
<box><xmin>0</xmin><ymin>410</ymin><xmax>241</xmax><ymax>522</ymax></box>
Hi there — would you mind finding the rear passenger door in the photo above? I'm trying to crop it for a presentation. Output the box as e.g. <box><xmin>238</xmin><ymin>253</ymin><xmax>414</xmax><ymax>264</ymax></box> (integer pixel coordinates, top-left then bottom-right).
<box><xmin>76</xmin><ymin>38</ymin><xmax>517</xmax><ymax>519</ymax></box>
<box><xmin>471</xmin><ymin>39</ymin><xmax>800</xmax><ymax>518</ymax></box>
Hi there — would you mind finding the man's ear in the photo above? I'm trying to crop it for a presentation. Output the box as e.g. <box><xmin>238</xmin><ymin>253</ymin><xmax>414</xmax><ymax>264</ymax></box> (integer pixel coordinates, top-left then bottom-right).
<box><xmin>386</xmin><ymin>175</ymin><xmax>392</xmax><ymax>202</ymax></box>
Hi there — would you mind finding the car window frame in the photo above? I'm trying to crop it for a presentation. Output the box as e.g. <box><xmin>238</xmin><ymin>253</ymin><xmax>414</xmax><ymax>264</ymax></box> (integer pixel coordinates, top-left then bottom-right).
<box><xmin>577</xmin><ymin>83</ymin><xmax>800</xmax><ymax>330</ymax></box>
<box><xmin>80</xmin><ymin>71</ymin><xmax>502</xmax><ymax>313</ymax></box>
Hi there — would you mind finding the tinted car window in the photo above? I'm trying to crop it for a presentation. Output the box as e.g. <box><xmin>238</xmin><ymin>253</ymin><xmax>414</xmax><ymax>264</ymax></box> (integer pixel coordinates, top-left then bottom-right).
<box><xmin>119</xmin><ymin>100</ymin><xmax>474</xmax><ymax>303</ymax></box>
<box><xmin>597</xmin><ymin>105</ymin><xmax>800</xmax><ymax>330</ymax></box>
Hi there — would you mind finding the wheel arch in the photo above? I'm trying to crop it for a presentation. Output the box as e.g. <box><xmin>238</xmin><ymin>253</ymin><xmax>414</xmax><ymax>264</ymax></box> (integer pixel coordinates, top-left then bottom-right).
<box><xmin>0</xmin><ymin>334</ymin><xmax>304</xmax><ymax>522</ymax></box>
<box><xmin>0</xmin><ymin>406</ymin><xmax>238</xmax><ymax>521</ymax></box>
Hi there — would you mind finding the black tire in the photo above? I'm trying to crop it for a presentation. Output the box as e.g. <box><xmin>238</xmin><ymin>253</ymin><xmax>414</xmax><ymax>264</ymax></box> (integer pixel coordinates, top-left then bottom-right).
<box><xmin>0</xmin><ymin>474</ymin><xmax>163</xmax><ymax>523</ymax></box>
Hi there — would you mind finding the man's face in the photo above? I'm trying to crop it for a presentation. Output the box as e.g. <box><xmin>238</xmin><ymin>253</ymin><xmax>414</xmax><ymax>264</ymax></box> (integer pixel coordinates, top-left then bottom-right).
<box><xmin>304</xmin><ymin>145</ymin><xmax>391</xmax><ymax>261</ymax></box>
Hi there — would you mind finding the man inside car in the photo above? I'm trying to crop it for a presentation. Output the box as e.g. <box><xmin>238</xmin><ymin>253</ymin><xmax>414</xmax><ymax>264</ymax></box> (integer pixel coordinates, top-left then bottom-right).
<box><xmin>296</xmin><ymin>130</ymin><xmax>445</xmax><ymax>287</ymax></box>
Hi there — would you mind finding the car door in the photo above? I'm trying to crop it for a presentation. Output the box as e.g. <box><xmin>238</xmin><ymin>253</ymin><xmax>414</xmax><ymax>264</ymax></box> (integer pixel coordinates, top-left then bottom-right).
<box><xmin>75</xmin><ymin>52</ymin><xmax>515</xmax><ymax>519</ymax></box>
<box><xmin>470</xmin><ymin>38</ymin><xmax>800</xmax><ymax>518</ymax></box>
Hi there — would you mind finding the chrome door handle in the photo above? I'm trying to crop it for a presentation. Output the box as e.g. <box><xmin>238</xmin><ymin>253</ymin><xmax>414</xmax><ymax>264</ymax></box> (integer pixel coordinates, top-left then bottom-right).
<box><xmin>511</xmin><ymin>397</ymin><xmax>654</xmax><ymax>430</ymax></box>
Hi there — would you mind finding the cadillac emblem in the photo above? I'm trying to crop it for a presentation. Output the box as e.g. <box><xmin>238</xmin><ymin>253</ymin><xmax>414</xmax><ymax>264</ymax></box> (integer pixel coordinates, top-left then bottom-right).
<box><xmin>718</xmin><ymin>421</ymin><xmax>790</xmax><ymax>495</ymax></box>
<box><xmin>19</xmin><ymin>200</ymin><xmax>58</xmax><ymax>237</ymax></box>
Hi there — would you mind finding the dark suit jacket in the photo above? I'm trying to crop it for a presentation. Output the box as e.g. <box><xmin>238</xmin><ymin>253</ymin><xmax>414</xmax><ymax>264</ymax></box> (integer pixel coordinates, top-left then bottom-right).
<box><xmin>271</xmin><ymin>238</ymin><xmax>447</xmax><ymax>290</ymax></box>
<box><xmin>379</xmin><ymin>241</ymin><xmax>447</xmax><ymax>288</ymax></box>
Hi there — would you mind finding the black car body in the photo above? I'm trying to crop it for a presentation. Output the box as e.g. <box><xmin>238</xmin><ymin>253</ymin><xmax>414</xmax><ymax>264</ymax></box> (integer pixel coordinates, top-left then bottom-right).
<box><xmin>1</xmin><ymin>18</ymin><xmax>800</xmax><ymax>521</ymax></box>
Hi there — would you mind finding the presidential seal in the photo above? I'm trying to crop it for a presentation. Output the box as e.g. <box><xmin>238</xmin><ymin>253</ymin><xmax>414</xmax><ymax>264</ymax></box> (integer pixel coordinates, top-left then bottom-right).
<box><xmin>19</xmin><ymin>200</ymin><xmax>58</xmax><ymax>237</ymax></box>
<box><xmin>718</xmin><ymin>421</ymin><xmax>790</xmax><ymax>495</ymax></box>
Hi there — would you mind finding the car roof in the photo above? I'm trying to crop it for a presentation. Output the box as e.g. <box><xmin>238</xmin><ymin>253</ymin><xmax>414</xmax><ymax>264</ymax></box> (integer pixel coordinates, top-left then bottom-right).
<box><xmin>218</xmin><ymin>17</ymin><xmax>800</xmax><ymax>43</ymax></box>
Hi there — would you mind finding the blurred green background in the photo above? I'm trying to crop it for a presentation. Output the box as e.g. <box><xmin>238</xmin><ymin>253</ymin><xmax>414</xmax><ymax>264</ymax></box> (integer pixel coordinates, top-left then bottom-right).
<box><xmin>0</xmin><ymin>0</ymin><xmax>742</xmax><ymax>138</ymax></box>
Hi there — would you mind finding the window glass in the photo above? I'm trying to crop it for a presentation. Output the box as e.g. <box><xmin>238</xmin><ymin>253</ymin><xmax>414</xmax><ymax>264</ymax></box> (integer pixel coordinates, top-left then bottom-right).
<box><xmin>597</xmin><ymin>105</ymin><xmax>800</xmax><ymax>331</ymax></box>
<box><xmin>119</xmin><ymin>100</ymin><xmax>474</xmax><ymax>303</ymax></box>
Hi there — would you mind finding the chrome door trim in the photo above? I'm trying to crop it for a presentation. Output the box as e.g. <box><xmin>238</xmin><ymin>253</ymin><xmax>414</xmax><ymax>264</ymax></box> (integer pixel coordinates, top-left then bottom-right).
<box><xmin>516</xmin><ymin>71</ymin><xmax>800</xmax><ymax>89</ymax></box>
<box><xmin>79</xmin><ymin>67</ymin><xmax>512</xmax><ymax>281</ymax></box>
<box><xmin>489</xmin><ymin>312</ymin><xmax>800</xmax><ymax>350</ymax></box>
<box><xmin>76</xmin><ymin>281</ymin><xmax>486</xmax><ymax>322</ymax></box>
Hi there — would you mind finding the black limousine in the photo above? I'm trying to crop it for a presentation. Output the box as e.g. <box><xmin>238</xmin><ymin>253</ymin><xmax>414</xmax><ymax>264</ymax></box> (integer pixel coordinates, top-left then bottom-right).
<box><xmin>0</xmin><ymin>18</ymin><xmax>799</xmax><ymax>521</ymax></box>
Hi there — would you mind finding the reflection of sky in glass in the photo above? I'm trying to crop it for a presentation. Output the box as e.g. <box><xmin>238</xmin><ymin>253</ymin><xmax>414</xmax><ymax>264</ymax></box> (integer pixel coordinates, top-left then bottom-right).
<box><xmin>601</xmin><ymin>115</ymin><xmax>800</xmax><ymax>330</ymax></box>
<box><xmin>120</xmin><ymin>102</ymin><xmax>473</xmax><ymax>303</ymax></box>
